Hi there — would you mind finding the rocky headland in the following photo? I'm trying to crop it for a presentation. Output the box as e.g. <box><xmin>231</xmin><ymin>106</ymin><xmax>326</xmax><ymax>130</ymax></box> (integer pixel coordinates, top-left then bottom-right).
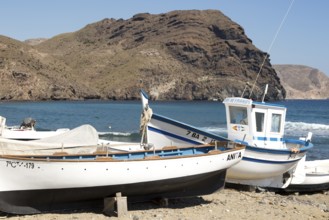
<box><xmin>0</xmin><ymin>10</ymin><xmax>285</xmax><ymax>101</ymax></box>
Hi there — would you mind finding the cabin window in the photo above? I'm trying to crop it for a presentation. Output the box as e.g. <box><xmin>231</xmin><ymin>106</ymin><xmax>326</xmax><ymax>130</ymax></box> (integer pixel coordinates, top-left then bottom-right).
<box><xmin>255</xmin><ymin>112</ymin><xmax>265</xmax><ymax>132</ymax></box>
<box><xmin>229</xmin><ymin>106</ymin><xmax>248</xmax><ymax>125</ymax></box>
<box><xmin>271</xmin><ymin>113</ymin><xmax>282</xmax><ymax>133</ymax></box>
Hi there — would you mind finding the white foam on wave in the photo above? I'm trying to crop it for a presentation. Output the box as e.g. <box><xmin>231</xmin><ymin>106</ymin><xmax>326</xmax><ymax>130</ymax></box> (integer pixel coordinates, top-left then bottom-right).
<box><xmin>98</xmin><ymin>131</ymin><xmax>132</xmax><ymax>136</ymax></box>
<box><xmin>202</xmin><ymin>122</ymin><xmax>329</xmax><ymax>137</ymax></box>
<box><xmin>98</xmin><ymin>121</ymin><xmax>328</xmax><ymax>138</ymax></box>
<box><xmin>285</xmin><ymin>121</ymin><xmax>329</xmax><ymax>130</ymax></box>
<box><xmin>285</xmin><ymin>121</ymin><xmax>329</xmax><ymax>136</ymax></box>
<box><xmin>97</xmin><ymin>131</ymin><xmax>111</xmax><ymax>135</ymax></box>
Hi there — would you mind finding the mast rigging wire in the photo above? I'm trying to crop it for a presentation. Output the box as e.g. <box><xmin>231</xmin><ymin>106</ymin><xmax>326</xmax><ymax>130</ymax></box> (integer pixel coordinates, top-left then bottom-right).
<box><xmin>248</xmin><ymin>0</ymin><xmax>296</xmax><ymax>98</ymax></box>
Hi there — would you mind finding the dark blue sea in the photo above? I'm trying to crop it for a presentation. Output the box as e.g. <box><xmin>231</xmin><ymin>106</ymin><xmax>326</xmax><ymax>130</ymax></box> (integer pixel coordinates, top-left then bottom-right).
<box><xmin>0</xmin><ymin>99</ymin><xmax>328</xmax><ymax>160</ymax></box>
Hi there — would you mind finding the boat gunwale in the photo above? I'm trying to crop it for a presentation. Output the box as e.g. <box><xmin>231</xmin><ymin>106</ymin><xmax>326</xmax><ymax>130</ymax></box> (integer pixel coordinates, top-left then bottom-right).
<box><xmin>237</xmin><ymin>141</ymin><xmax>313</xmax><ymax>155</ymax></box>
<box><xmin>0</xmin><ymin>145</ymin><xmax>245</xmax><ymax>163</ymax></box>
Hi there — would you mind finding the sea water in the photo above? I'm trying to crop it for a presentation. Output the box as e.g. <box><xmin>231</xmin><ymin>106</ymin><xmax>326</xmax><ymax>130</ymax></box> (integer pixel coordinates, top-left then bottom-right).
<box><xmin>0</xmin><ymin>99</ymin><xmax>328</xmax><ymax>160</ymax></box>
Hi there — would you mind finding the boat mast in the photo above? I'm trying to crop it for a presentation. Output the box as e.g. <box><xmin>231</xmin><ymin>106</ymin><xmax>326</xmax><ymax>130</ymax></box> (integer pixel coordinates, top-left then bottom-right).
<box><xmin>249</xmin><ymin>0</ymin><xmax>296</xmax><ymax>99</ymax></box>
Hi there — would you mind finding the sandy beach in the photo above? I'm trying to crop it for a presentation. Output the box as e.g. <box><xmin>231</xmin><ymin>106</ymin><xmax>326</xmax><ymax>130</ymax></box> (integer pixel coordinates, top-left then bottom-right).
<box><xmin>3</xmin><ymin>187</ymin><xmax>328</xmax><ymax>220</ymax></box>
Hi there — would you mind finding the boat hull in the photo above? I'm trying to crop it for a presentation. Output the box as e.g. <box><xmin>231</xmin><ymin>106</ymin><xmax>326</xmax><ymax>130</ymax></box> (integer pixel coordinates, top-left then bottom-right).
<box><xmin>147</xmin><ymin>114</ymin><xmax>308</xmax><ymax>182</ymax></box>
<box><xmin>284</xmin><ymin>159</ymin><xmax>329</xmax><ymax>192</ymax></box>
<box><xmin>226</xmin><ymin>145</ymin><xmax>304</xmax><ymax>180</ymax></box>
<box><xmin>285</xmin><ymin>174</ymin><xmax>329</xmax><ymax>192</ymax></box>
<box><xmin>0</xmin><ymin>144</ymin><xmax>244</xmax><ymax>214</ymax></box>
<box><xmin>226</xmin><ymin>155</ymin><xmax>300</xmax><ymax>180</ymax></box>
<box><xmin>0</xmin><ymin>169</ymin><xmax>226</xmax><ymax>214</ymax></box>
<box><xmin>1</xmin><ymin>128</ymin><xmax>69</xmax><ymax>141</ymax></box>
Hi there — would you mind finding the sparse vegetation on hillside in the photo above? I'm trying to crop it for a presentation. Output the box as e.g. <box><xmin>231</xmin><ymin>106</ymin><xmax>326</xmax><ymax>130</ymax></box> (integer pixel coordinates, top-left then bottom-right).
<box><xmin>0</xmin><ymin>10</ymin><xmax>285</xmax><ymax>101</ymax></box>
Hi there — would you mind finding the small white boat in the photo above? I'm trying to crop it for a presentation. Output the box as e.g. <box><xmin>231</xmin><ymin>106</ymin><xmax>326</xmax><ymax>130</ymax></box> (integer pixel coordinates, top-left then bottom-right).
<box><xmin>140</xmin><ymin>90</ymin><xmax>314</xmax><ymax>188</ymax></box>
<box><xmin>0</xmin><ymin>139</ymin><xmax>245</xmax><ymax>214</ymax></box>
<box><xmin>0</xmin><ymin>116</ymin><xmax>70</xmax><ymax>140</ymax></box>
<box><xmin>0</xmin><ymin>116</ymin><xmax>135</xmax><ymax>148</ymax></box>
<box><xmin>285</xmin><ymin>158</ymin><xmax>329</xmax><ymax>192</ymax></box>
<box><xmin>0</xmin><ymin>123</ymin><xmax>150</xmax><ymax>155</ymax></box>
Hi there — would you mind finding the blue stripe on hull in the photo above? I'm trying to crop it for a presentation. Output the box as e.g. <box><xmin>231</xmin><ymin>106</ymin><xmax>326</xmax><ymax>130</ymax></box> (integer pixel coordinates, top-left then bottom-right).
<box><xmin>253</xmin><ymin>137</ymin><xmax>283</xmax><ymax>142</ymax></box>
<box><xmin>148</xmin><ymin>126</ymin><xmax>303</xmax><ymax>165</ymax></box>
<box><xmin>149</xmin><ymin>124</ymin><xmax>304</xmax><ymax>156</ymax></box>
<box><xmin>245</xmin><ymin>146</ymin><xmax>300</xmax><ymax>155</ymax></box>
<box><xmin>152</xmin><ymin>114</ymin><xmax>227</xmax><ymax>141</ymax></box>
<box><xmin>245</xmin><ymin>144</ymin><xmax>311</xmax><ymax>154</ymax></box>
<box><xmin>242</xmin><ymin>155</ymin><xmax>300</xmax><ymax>164</ymax></box>
<box><xmin>148</xmin><ymin>126</ymin><xmax>203</xmax><ymax>145</ymax></box>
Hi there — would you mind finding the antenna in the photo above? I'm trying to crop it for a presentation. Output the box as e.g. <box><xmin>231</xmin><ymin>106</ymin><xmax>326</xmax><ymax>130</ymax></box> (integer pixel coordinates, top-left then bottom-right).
<box><xmin>249</xmin><ymin>0</ymin><xmax>296</xmax><ymax>98</ymax></box>
<box><xmin>241</xmin><ymin>82</ymin><xmax>250</xmax><ymax>98</ymax></box>
<box><xmin>261</xmin><ymin>84</ymin><xmax>268</xmax><ymax>103</ymax></box>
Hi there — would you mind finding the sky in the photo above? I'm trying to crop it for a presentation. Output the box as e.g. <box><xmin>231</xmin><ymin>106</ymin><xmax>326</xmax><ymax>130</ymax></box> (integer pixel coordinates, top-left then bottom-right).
<box><xmin>1</xmin><ymin>0</ymin><xmax>329</xmax><ymax>76</ymax></box>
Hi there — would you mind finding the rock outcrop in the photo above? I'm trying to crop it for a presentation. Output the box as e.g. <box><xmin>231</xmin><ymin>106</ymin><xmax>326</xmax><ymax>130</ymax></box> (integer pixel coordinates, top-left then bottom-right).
<box><xmin>0</xmin><ymin>10</ymin><xmax>285</xmax><ymax>101</ymax></box>
<box><xmin>24</xmin><ymin>38</ymin><xmax>48</xmax><ymax>46</ymax></box>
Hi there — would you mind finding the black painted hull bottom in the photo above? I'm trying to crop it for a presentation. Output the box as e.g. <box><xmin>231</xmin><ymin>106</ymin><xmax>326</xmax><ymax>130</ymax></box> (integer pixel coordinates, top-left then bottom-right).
<box><xmin>0</xmin><ymin>170</ymin><xmax>226</xmax><ymax>214</ymax></box>
<box><xmin>283</xmin><ymin>182</ymin><xmax>329</xmax><ymax>193</ymax></box>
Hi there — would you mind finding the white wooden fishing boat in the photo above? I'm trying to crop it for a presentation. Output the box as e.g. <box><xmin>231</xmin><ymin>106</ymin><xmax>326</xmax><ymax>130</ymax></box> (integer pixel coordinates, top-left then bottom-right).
<box><xmin>285</xmin><ymin>158</ymin><xmax>329</xmax><ymax>192</ymax></box>
<box><xmin>0</xmin><ymin>139</ymin><xmax>245</xmax><ymax>214</ymax></box>
<box><xmin>140</xmin><ymin>90</ymin><xmax>314</xmax><ymax>188</ymax></box>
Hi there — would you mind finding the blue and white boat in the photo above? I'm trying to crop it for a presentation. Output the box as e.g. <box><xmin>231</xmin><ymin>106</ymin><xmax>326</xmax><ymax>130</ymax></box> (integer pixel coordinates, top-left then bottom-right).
<box><xmin>140</xmin><ymin>90</ymin><xmax>314</xmax><ymax>188</ymax></box>
<box><xmin>0</xmin><ymin>136</ymin><xmax>245</xmax><ymax>214</ymax></box>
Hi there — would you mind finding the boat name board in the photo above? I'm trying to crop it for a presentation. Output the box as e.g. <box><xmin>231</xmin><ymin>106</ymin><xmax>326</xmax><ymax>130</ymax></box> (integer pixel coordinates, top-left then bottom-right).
<box><xmin>223</xmin><ymin>98</ymin><xmax>253</xmax><ymax>106</ymax></box>
<box><xmin>227</xmin><ymin>152</ymin><xmax>242</xmax><ymax>161</ymax></box>
<box><xmin>6</xmin><ymin>160</ymin><xmax>35</xmax><ymax>169</ymax></box>
<box><xmin>186</xmin><ymin>130</ymin><xmax>216</xmax><ymax>143</ymax></box>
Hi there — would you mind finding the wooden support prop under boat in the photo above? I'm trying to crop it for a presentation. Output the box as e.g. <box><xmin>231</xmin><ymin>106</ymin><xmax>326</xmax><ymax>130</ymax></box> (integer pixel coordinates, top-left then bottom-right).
<box><xmin>103</xmin><ymin>192</ymin><xmax>128</xmax><ymax>217</ymax></box>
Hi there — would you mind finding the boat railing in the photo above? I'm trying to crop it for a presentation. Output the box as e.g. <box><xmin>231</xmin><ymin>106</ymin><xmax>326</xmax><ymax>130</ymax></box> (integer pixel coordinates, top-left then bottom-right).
<box><xmin>284</xmin><ymin>138</ymin><xmax>310</xmax><ymax>146</ymax></box>
<box><xmin>283</xmin><ymin>138</ymin><xmax>314</xmax><ymax>153</ymax></box>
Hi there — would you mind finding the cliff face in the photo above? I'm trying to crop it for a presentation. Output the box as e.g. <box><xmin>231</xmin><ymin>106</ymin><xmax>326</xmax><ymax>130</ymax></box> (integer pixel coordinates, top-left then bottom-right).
<box><xmin>274</xmin><ymin>65</ymin><xmax>329</xmax><ymax>99</ymax></box>
<box><xmin>0</xmin><ymin>10</ymin><xmax>285</xmax><ymax>101</ymax></box>
<box><xmin>0</xmin><ymin>36</ymin><xmax>100</xmax><ymax>100</ymax></box>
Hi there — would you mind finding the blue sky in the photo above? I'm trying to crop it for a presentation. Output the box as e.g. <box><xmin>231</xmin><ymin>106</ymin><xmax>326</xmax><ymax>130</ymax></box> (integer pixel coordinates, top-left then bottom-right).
<box><xmin>1</xmin><ymin>0</ymin><xmax>329</xmax><ymax>76</ymax></box>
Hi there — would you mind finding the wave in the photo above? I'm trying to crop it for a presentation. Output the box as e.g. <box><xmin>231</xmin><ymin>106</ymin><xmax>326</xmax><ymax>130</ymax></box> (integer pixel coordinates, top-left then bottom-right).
<box><xmin>99</xmin><ymin>131</ymin><xmax>141</xmax><ymax>142</ymax></box>
<box><xmin>97</xmin><ymin>121</ymin><xmax>328</xmax><ymax>142</ymax></box>
<box><xmin>285</xmin><ymin>121</ymin><xmax>329</xmax><ymax>137</ymax></box>
<box><xmin>285</xmin><ymin>121</ymin><xmax>329</xmax><ymax>131</ymax></box>
<box><xmin>203</xmin><ymin>122</ymin><xmax>329</xmax><ymax>137</ymax></box>
<box><xmin>98</xmin><ymin>131</ymin><xmax>132</xmax><ymax>136</ymax></box>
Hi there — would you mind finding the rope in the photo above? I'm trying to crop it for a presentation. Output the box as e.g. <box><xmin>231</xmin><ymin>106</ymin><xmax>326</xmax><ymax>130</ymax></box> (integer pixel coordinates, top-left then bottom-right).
<box><xmin>249</xmin><ymin>0</ymin><xmax>296</xmax><ymax>98</ymax></box>
<box><xmin>290</xmin><ymin>147</ymin><xmax>300</xmax><ymax>153</ymax></box>
<box><xmin>140</xmin><ymin>105</ymin><xmax>153</xmax><ymax>145</ymax></box>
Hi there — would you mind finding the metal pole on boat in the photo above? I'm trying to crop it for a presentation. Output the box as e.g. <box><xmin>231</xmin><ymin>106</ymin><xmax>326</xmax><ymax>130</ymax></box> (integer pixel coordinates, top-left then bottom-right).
<box><xmin>249</xmin><ymin>0</ymin><xmax>295</xmax><ymax>99</ymax></box>
<box><xmin>241</xmin><ymin>82</ymin><xmax>250</xmax><ymax>98</ymax></box>
<box><xmin>261</xmin><ymin>84</ymin><xmax>268</xmax><ymax>103</ymax></box>
<box><xmin>106</xmin><ymin>143</ymin><xmax>109</xmax><ymax>157</ymax></box>
<box><xmin>102</xmin><ymin>143</ymin><xmax>109</xmax><ymax>157</ymax></box>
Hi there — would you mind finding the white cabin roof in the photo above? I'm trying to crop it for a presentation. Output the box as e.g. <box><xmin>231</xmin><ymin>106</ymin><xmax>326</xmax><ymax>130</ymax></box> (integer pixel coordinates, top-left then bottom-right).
<box><xmin>223</xmin><ymin>97</ymin><xmax>286</xmax><ymax>111</ymax></box>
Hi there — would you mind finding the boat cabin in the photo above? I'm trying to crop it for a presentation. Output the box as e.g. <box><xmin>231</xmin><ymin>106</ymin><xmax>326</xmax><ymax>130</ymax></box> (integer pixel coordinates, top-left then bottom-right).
<box><xmin>223</xmin><ymin>97</ymin><xmax>287</xmax><ymax>149</ymax></box>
